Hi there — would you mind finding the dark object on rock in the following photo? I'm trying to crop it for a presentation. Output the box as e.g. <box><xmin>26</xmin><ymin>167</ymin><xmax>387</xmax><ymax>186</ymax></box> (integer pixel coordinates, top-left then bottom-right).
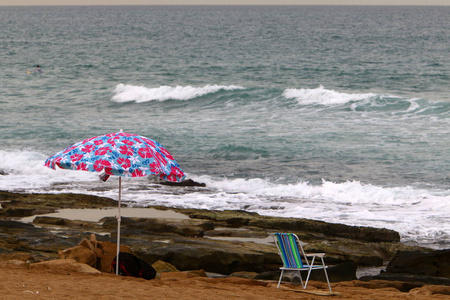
<box><xmin>386</xmin><ymin>249</ymin><xmax>450</xmax><ymax>278</ymax></box>
<box><xmin>112</xmin><ymin>252</ymin><xmax>156</xmax><ymax>280</ymax></box>
<box><xmin>159</xmin><ymin>179</ymin><xmax>206</xmax><ymax>187</ymax></box>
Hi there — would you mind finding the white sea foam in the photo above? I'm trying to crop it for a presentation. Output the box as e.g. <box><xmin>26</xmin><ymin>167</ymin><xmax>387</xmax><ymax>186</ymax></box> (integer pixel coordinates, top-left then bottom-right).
<box><xmin>283</xmin><ymin>85</ymin><xmax>377</xmax><ymax>105</ymax></box>
<box><xmin>111</xmin><ymin>84</ymin><xmax>245</xmax><ymax>103</ymax></box>
<box><xmin>0</xmin><ymin>150</ymin><xmax>99</xmax><ymax>190</ymax></box>
<box><xmin>1</xmin><ymin>150</ymin><xmax>449</xmax><ymax>248</ymax></box>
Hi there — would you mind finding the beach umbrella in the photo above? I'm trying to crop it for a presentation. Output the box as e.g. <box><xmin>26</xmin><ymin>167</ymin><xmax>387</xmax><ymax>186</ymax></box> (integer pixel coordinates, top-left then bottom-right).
<box><xmin>44</xmin><ymin>130</ymin><xmax>185</xmax><ymax>275</ymax></box>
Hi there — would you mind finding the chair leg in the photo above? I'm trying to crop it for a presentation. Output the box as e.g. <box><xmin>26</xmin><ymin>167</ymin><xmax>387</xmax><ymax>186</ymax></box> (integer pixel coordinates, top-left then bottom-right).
<box><xmin>277</xmin><ymin>269</ymin><xmax>284</xmax><ymax>288</ymax></box>
<box><xmin>304</xmin><ymin>267</ymin><xmax>313</xmax><ymax>289</ymax></box>
<box><xmin>303</xmin><ymin>256</ymin><xmax>315</xmax><ymax>289</ymax></box>
<box><xmin>297</xmin><ymin>270</ymin><xmax>305</xmax><ymax>289</ymax></box>
<box><xmin>321</xmin><ymin>257</ymin><xmax>332</xmax><ymax>292</ymax></box>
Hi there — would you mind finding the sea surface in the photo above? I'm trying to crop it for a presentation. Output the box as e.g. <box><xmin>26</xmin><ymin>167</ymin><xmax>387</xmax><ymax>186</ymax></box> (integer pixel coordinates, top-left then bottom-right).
<box><xmin>1</xmin><ymin>5</ymin><xmax>449</xmax><ymax>249</ymax></box>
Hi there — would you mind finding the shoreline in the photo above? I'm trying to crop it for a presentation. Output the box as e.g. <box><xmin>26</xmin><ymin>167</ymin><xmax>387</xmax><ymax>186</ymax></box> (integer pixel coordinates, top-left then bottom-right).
<box><xmin>0</xmin><ymin>190</ymin><xmax>449</xmax><ymax>299</ymax></box>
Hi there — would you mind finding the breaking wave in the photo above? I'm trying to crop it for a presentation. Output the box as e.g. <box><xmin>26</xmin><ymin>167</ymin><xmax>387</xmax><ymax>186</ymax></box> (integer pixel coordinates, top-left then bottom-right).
<box><xmin>111</xmin><ymin>84</ymin><xmax>245</xmax><ymax>103</ymax></box>
<box><xmin>283</xmin><ymin>85</ymin><xmax>378</xmax><ymax>106</ymax></box>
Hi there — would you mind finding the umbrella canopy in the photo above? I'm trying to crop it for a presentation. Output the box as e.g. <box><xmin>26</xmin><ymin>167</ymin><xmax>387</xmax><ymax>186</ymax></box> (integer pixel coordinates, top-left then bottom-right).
<box><xmin>44</xmin><ymin>131</ymin><xmax>185</xmax><ymax>275</ymax></box>
<box><xmin>45</xmin><ymin>131</ymin><xmax>185</xmax><ymax>182</ymax></box>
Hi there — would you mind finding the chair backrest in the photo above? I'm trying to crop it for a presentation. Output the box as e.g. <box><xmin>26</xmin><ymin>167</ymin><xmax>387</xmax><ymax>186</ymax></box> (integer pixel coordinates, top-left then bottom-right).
<box><xmin>274</xmin><ymin>233</ymin><xmax>306</xmax><ymax>268</ymax></box>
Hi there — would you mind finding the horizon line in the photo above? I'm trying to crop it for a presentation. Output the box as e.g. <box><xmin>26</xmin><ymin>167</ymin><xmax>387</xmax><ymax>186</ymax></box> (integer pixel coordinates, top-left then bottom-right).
<box><xmin>1</xmin><ymin>4</ymin><xmax>449</xmax><ymax>6</ymax></box>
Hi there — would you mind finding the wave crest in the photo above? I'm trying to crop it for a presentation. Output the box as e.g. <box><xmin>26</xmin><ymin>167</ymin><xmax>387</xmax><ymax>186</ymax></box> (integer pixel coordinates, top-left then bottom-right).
<box><xmin>283</xmin><ymin>85</ymin><xmax>377</xmax><ymax>106</ymax></box>
<box><xmin>111</xmin><ymin>84</ymin><xmax>245</xmax><ymax>103</ymax></box>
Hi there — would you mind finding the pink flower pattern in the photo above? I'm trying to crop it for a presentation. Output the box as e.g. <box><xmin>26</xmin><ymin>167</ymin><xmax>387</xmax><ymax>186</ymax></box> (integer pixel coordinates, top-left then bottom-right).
<box><xmin>44</xmin><ymin>132</ymin><xmax>185</xmax><ymax>182</ymax></box>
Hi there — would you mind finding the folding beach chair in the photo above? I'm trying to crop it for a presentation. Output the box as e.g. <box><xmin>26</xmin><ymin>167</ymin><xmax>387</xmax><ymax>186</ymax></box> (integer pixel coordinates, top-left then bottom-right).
<box><xmin>273</xmin><ymin>233</ymin><xmax>332</xmax><ymax>292</ymax></box>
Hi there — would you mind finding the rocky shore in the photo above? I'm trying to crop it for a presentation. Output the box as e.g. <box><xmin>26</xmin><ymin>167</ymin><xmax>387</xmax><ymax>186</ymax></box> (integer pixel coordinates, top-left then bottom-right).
<box><xmin>0</xmin><ymin>190</ymin><xmax>449</xmax><ymax>298</ymax></box>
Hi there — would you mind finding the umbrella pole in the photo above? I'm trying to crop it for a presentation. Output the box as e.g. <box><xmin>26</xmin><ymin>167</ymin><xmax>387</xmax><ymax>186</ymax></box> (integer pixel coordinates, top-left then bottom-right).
<box><xmin>116</xmin><ymin>177</ymin><xmax>122</xmax><ymax>275</ymax></box>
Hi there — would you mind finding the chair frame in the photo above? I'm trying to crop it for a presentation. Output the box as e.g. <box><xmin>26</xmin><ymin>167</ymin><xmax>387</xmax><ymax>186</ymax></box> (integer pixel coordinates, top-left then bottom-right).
<box><xmin>274</xmin><ymin>233</ymin><xmax>332</xmax><ymax>292</ymax></box>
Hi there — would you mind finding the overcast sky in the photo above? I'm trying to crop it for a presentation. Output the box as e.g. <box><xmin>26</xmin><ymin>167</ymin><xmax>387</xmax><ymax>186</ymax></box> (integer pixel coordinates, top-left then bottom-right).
<box><xmin>0</xmin><ymin>0</ymin><xmax>448</xmax><ymax>5</ymax></box>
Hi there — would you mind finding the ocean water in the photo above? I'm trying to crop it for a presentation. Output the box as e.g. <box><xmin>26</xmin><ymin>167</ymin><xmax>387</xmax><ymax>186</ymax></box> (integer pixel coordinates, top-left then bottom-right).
<box><xmin>1</xmin><ymin>5</ymin><xmax>449</xmax><ymax>249</ymax></box>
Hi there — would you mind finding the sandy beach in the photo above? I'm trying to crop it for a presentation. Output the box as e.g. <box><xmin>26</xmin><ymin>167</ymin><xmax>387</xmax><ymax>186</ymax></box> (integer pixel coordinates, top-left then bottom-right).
<box><xmin>1</xmin><ymin>261</ymin><xmax>449</xmax><ymax>300</ymax></box>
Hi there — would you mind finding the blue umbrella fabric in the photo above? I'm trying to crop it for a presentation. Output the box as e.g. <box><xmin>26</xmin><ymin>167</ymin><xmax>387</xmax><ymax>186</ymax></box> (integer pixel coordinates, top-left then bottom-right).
<box><xmin>44</xmin><ymin>131</ymin><xmax>186</xmax><ymax>275</ymax></box>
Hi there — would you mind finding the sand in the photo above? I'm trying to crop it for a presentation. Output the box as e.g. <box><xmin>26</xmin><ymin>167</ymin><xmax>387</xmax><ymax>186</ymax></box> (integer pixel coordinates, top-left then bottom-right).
<box><xmin>1</xmin><ymin>262</ymin><xmax>448</xmax><ymax>300</ymax></box>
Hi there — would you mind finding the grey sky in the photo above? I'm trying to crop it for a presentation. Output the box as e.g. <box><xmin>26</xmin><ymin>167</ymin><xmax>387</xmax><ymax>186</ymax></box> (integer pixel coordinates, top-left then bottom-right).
<box><xmin>0</xmin><ymin>0</ymin><xmax>449</xmax><ymax>5</ymax></box>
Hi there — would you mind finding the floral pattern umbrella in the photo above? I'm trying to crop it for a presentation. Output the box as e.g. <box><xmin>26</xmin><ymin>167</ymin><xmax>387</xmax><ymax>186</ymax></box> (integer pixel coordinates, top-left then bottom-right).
<box><xmin>45</xmin><ymin>131</ymin><xmax>185</xmax><ymax>182</ymax></box>
<box><xmin>45</xmin><ymin>131</ymin><xmax>185</xmax><ymax>275</ymax></box>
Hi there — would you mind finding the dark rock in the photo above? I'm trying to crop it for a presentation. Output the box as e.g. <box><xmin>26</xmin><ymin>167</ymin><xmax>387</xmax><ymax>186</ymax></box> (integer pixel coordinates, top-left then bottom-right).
<box><xmin>159</xmin><ymin>179</ymin><xmax>206</xmax><ymax>187</ymax></box>
<box><xmin>254</xmin><ymin>271</ymin><xmax>279</xmax><ymax>281</ymax></box>
<box><xmin>33</xmin><ymin>216</ymin><xmax>66</xmax><ymax>226</ymax></box>
<box><xmin>226</xmin><ymin>217</ymin><xmax>250</xmax><ymax>227</ymax></box>
<box><xmin>0</xmin><ymin>170</ymin><xmax>8</xmax><ymax>176</ymax></box>
<box><xmin>0</xmin><ymin>220</ymin><xmax>35</xmax><ymax>229</ymax></box>
<box><xmin>4</xmin><ymin>208</ymin><xmax>35</xmax><ymax>217</ymax></box>
<box><xmin>101</xmin><ymin>217</ymin><xmax>214</xmax><ymax>237</ymax></box>
<box><xmin>33</xmin><ymin>216</ymin><xmax>102</xmax><ymax>230</ymax></box>
<box><xmin>127</xmin><ymin>234</ymin><xmax>280</xmax><ymax>275</ymax></box>
<box><xmin>315</xmin><ymin>262</ymin><xmax>357</xmax><ymax>282</ymax></box>
<box><xmin>386</xmin><ymin>249</ymin><xmax>450</xmax><ymax>278</ymax></box>
<box><xmin>248</xmin><ymin>217</ymin><xmax>400</xmax><ymax>243</ymax></box>
<box><xmin>0</xmin><ymin>191</ymin><xmax>117</xmax><ymax>210</ymax></box>
<box><xmin>354</xmin><ymin>278</ymin><xmax>426</xmax><ymax>292</ymax></box>
<box><xmin>357</xmin><ymin>249</ymin><xmax>450</xmax><ymax>287</ymax></box>
<box><xmin>360</xmin><ymin>272</ymin><xmax>450</xmax><ymax>288</ymax></box>
<box><xmin>230</xmin><ymin>271</ymin><xmax>258</xmax><ymax>279</ymax></box>
<box><xmin>175</xmin><ymin>208</ymin><xmax>400</xmax><ymax>243</ymax></box>
<box><xmin>204</xmin><ymin>228</ymin><xmax>267</xmax><ymax>238</ymax></box>
<box><xmin>304</xmin><ymin>241</ymin><xmax>387</xmax><ymax>266</ymax></box>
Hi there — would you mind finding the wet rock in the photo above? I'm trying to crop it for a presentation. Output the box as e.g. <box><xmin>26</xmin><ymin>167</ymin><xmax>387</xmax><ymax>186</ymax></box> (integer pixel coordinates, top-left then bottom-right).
<box><xmin>0</xmin><ymin>220</ymin><xmax>35</xmax><ymax>230</ymax></box>
<box><xmin>102</xmin><ymin>216</ymin><xmax>214</xmax><ymax>237</ymax></box>
<box><xmin>177</xmin><ymin>209</ymin><xmax>400</xmax><ymax>243</ymax></box>
<box><xmin>4</xmin><ymin>208</ymin><xmax>35</xmax><ymax>217</ymax></box>
<box><xmin>0</xmin><ymin>191</ymin><xmax>117</xmax><ymax>211</ymax></box>
<box><xmin>33</xmin><ymin>216</ymin><xmax>101</xmax><ymax>230</ymax></box>
<box><xmin>34</xmin><ymin>216</ymin><xmax>67</xmax><ymax>226</ymax></box>
<box><xmin>386</xmin><ymin>249</ymin><xmax>450</xmax><ymax>278</ymax></box>
<box><xmin>159</xmin><ymin>179</ymin><xmax>206</xmax><ymax>187</ymax></box>
<box><xmin>358</xmin><ymin>249</ymin><xmax>450</xmax><ymax>287</ymax></box>
<box><xmin>248</xmin><ymin>217</ymin><xmax>400</xmax><ymax>243</ymax></box>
